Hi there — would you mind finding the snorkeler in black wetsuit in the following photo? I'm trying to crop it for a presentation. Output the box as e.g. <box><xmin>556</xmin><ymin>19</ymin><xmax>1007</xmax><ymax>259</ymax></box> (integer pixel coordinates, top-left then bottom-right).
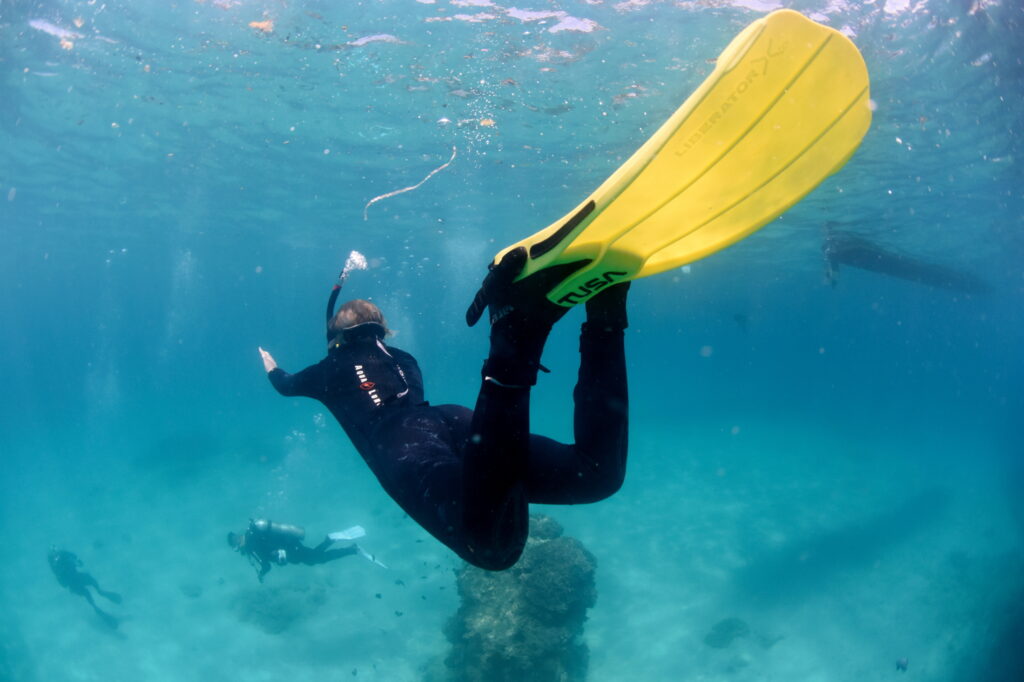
<box><xmin>227</xmin><ymin>519</ymin><xmax>359</xmax><ymax>582</ymax></box>
<box><xmin>47</xmin><ymin>547</ymin><xmax>122</xmax><ymax>628</ymax></box>
<box><xmin>259</xmin><ymin>248</ymin><xmax>628</xmax><ymax>571</ymax></box>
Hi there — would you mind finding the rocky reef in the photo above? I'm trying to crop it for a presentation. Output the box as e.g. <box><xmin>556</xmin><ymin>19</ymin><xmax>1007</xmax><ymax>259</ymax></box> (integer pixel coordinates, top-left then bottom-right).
<box><xmin>441</xmin><ymin>515</ymin><xmax>597</xmax><ymax>682</ymax></box>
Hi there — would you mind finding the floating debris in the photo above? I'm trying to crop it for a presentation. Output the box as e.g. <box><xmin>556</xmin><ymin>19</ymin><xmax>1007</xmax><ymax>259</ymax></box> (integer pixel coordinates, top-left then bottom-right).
<box><xmin>456</xmin><ymin>12</ymin><xmax>498</xmax><ymax>22</ymax></box>
<box><xmin>506</xmin><ymin>8</ymin><xmax>561</xmax><ymax>21</ymax></box>
<box><xmin>28</xmin><ymin>19</ymin><xmax>82</xmax><ymax>40</ymax></box>
<box><xmin>549</xmin><ymin>16</ymin><xmax>599</xmax><ymax>33</ymax></box>
<box><xmin>504</xmin><ymin>8</ymin><xmax>599</xmax><ymax>33</ymax></box>
<box><xmin>363</xmin><ymin>146</ymin><xmax>457</xmax><ymax>220</ymax></box>
<box><xmin>348</xmin><ymin>34</ymin><xmax>403</xmax><ymax>47</ymax></box>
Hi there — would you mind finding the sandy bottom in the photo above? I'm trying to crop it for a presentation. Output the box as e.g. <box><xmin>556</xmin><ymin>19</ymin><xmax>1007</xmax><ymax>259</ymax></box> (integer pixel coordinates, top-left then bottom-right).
<box><xmin>3</xmin><ymin>411</ymin><xmax>1020</xmax><ymax>682</ymax></box>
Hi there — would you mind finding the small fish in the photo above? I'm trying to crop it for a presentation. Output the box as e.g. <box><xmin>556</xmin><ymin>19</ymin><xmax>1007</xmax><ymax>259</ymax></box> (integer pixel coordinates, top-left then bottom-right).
<box><xmin>896</xmin><ymin>658</ymin><xmax>908</xmax><ymax>672</ymax></box>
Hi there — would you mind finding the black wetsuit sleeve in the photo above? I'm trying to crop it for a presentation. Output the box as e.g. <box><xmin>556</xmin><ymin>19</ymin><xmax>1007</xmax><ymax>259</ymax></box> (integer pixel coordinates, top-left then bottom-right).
<box><xmin>267</xmin><ymin>363</ymin><xmax>326</xmax><ymax>399</ymax></box>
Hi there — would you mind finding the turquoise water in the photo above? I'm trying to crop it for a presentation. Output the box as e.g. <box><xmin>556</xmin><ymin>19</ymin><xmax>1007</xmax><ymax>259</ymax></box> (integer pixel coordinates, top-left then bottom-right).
<box><xmin>2</xmin><ymin>0</ymin><xmax>1022</xmax><ymax>680</ymax></box>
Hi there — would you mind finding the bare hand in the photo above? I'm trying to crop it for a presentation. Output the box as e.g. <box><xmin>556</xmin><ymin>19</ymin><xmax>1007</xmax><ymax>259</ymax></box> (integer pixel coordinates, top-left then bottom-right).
<box><xmin>258</xmin><ymin>347</ymin><xmax>277</xmax><ymax>373</ymax></box>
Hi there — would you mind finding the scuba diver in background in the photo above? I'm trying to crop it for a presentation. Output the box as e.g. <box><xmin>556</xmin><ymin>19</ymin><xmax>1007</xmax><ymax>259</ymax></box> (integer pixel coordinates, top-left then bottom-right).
<box><xmin>47</xmin><ymin>547</ymin><xmax>122</xmax><ymax>628</ymax></box>
<box><xmin>823</xmin><ymin>224</ymin><xmax>991</xmax><ymax>294</ymax></box>
<box><xmin>227</xmin><ymin>519</ymin><xmax>372</xmax><ymax>582</ymax></box>
<box><xmin>258</xmin><ymin>249</ymin><xmax>629</xmax><ymax>571</ymax></box>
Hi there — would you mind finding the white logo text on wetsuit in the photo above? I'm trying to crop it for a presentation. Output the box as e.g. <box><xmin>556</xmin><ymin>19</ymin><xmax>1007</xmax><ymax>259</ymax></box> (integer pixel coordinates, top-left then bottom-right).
<box><xmin>354</xmin><ymin>339</ymin><xmax>410</xmax><ymax>408</ymax></box>
<box><xmin>354</xmin><ymin>364</ymin><xmax>382</xmax><ymax>406</ymax></box>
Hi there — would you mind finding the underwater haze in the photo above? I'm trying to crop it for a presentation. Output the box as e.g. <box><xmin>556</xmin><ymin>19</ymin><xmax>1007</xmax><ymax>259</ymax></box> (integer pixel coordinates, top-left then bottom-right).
<box><xmin>2</xmin><ymin>0</ymin><xmax>1022</xmax><ymax>680</ymax></box>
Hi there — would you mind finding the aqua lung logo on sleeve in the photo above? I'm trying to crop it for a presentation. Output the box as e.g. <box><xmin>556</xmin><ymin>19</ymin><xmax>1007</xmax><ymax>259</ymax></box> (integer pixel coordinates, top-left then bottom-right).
<box><xmin>353</xmin><ymin>365</ymin><xmax>382</xmax><ymax>407</ymax></box>
<box><xmin>556</xmin><ymin>271</ymin><xmax>628</xmax><ymax>305</ymax></box>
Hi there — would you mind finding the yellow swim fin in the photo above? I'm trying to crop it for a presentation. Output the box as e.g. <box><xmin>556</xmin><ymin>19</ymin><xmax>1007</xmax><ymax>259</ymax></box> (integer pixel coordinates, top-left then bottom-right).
<box><xmin>494</xmin><ymin>9</ymin><xmax>872</xmax><ymax>306</ymax></box>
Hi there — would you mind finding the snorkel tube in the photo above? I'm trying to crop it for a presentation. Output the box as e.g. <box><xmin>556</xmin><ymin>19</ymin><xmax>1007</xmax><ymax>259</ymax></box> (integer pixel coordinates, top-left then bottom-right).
<box><xmin>326</xmin><ymin>250</ymin><xmax>369</xmax><ymax>342</ymax></box>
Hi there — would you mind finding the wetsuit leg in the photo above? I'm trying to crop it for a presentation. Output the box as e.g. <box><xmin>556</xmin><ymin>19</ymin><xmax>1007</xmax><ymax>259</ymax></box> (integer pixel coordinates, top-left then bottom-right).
<box><xmin>290</xmin><ymin>540</ymin><xmax>358</xmax><ymax>565</ymax></box>
<box><xmin>525</xmin><ymin>320</ymin><xmax>628</xmax><ymax>504</ymax></box>
<box><xmin>375</xmin><ymin>335</ymin><xmax>624</xmax><ymax>573</ymax></box>
<box><xmin>458</xmin><ymin>324</ymin><xmax>628</xmax><ymax>568</ymax></box>
<box><xmin>73</xmin><ymin>580</ymin><xmax>119</xmax><ymax>628</ymax></box>
<box><xmin>72</xmin><ymin>582</ymin><xmax>98</xmax><ymax>607</ymax></box>
<box><xmin>525</xmin><ymin>282</ymin><xmax>628</xmax><ymax>503</ymax></box>
<box><xmin>459</xmin><ymin>284</ymin><xmax>628</xmax><ymax>569</ymax></box>
<box><xmin>461</xmin><ymin>380</ymin><xmax>532</xmax><ymax>571</ymax></box>
<box><xmin>458</xmin><ymin>266</ymin><xmax>565</xmax><ymax>571</ymax></box>
<box><xmin>80</xmin><ymin>572</ymin><xmax>122</xmax><ymax>604</ymax></box>
<box><xmin>317</xmin><ymin>546</ymin><xmax>358</xmax><ymax>562</ymax></box>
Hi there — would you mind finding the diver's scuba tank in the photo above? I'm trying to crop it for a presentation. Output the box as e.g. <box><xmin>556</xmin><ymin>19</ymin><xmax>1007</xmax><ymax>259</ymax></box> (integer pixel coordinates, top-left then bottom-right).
<box><xmin>249</xmin><ymin>519</ymin><xmax>305</xmax><ymax>541</ymax></box>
